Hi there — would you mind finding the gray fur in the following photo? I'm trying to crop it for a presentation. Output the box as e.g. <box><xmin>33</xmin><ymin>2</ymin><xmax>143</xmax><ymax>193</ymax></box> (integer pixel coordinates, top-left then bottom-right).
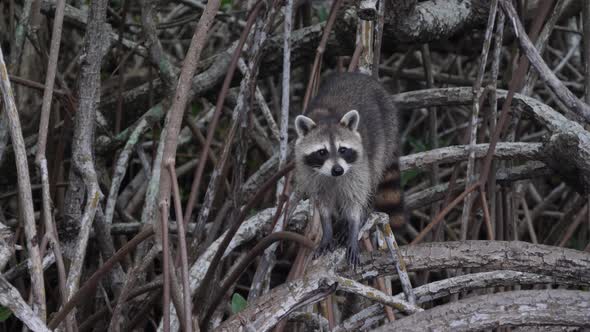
<box><xmin>294</xmin><ymin>72</ymin><xmax>400</xmax><ymax>267</ymax></box>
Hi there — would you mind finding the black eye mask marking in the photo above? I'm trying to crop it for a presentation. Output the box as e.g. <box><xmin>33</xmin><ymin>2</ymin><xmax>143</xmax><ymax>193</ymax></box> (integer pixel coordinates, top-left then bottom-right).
<box><xmin>338</xmin><ymin>147</ymin><xmax>358</xmax><ymax>164</ymax></box>
<box><xmin>304</xmin><ymin>149</ymin><xmax>329</xmax><ymax>168</ymax></box>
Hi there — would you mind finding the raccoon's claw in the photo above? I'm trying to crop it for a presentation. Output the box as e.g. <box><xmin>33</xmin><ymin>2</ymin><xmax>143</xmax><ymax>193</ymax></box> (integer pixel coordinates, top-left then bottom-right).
<box><xmin>313</xmin><ymin>240</ymin><xmax>336</xmax><ymax>259</ymax></box>
<box><xmin>346</xmin><ymin>243</ymin><xmax>360</xmax><ymax>269</ymax></box>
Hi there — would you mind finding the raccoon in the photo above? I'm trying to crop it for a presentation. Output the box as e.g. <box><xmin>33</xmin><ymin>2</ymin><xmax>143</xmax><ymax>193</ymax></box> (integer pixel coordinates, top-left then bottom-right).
<box><xmin>294</xmin><ymin>72</ymin><xmax>403</xmax><ymax>267</ymax></box>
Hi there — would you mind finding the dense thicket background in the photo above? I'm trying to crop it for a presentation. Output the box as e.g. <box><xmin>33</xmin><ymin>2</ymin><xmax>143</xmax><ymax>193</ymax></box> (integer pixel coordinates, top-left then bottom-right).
<box><xmin>0</xmin><ymin>0</ymin><xmax>589</xmax><ymax>331</ymax></box>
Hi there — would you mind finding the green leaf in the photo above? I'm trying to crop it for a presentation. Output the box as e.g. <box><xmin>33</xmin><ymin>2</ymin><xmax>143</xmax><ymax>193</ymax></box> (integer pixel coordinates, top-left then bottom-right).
<box><xmin>231</xmin><ymin>293</ymin><xmax>247</xmax><ymax>314</ymax></box>
<box><xmin>401</xmin><ymin>169</ymin><xmax>420</xmax><ymax>187</ymax></box>
<box><xmin>221</xmin><ymin>0</ymin><xmax>232</xmax><ymax>11</ymax></box>
<box><xmin>407</xmin><ymin>137</ymin><xmax>428</xmax><ymax>153</ymax></box>
<box><xmin>317</xmin><ymin>6</ymin><xmax>328</xmax><ymax>22</ymax></box>
<box><xmin>439</xmin><ymin>137</ymin><xmax>452</xmax><ymax>148</ymax></box>
<box><xmin>191</xmin><ymin>103</ymin><xmax>202</xmax><ymax>116</ymax></box>
<box><xmin>0</xmin><ymin>306</ymin><xmax>12</xmax><ymax>321</ymax></box>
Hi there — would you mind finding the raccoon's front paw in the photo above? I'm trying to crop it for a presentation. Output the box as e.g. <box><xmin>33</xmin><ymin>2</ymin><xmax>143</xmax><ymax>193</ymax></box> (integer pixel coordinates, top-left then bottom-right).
<box><xmin>313</xmin><ymin>239</ymin><xmax>336</xmax><ymax>259</ymax></box>
<box><xmin>346</xmin><ymin>242</ymin><xmax>360</xmax><ymax>269</ymax></box>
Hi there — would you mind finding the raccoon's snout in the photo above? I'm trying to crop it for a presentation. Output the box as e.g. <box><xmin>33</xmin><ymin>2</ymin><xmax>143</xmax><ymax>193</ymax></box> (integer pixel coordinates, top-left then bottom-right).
<box><xmin>332</xmin><ymin>165</ymin><xmax>344</xmax><ymax>176</ymax></box>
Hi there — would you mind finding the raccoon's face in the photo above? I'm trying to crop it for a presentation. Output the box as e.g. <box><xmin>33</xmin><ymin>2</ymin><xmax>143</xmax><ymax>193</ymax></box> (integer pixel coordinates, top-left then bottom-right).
<box><xmin>294</xmin><ymin>110</ymin><xmax>362</xmax><ymax>178</ymax></box>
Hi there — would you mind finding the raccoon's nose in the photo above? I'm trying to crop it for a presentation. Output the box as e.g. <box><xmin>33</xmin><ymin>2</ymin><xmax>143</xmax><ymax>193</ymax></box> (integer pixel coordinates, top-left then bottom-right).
<box><xmin>332</xmin><ymin>165</ymin><xmax>344</xmax><ymax>176</ymax></box>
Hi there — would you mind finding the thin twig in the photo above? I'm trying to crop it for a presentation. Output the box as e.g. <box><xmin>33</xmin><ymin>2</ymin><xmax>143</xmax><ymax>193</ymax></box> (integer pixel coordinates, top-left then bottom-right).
<box><xmin>247</xmin><ymin>186</ymin><xmax>293</xmax><ymax>300</ymax></box>
<box><xmin>193</xmin><ymin>162</ymin><xmax>294</xmax><ymax>317</ymax></box>
<box><xmin>108</xmin><ymin>248</ymin><xmax>161</xmax><ymax>331</ymax></box>
<box><xmin>115</xmin><ymin>0</ymin><xmax>129</xmax><ymax>134</ymax></box>
<box><xmin>182</xmin><ymin>1</ymin><xmax>262</xmax><ymax>227</ymax></box>
<box><xmin>520</xmin><ymin>196</ymin><xmax>538</xmax><ymax>244</ymax></box>
<box><xmin>48</xmin><ymin>227</ymin><xmax>155</xmax><ymax>329</ymax></box>
<box><xmin>488</xmin><ymin>9</ymin><xmax>505</xmax><ymax>238</ymax></box>
<box><xmin>522</xmin><ymin>0</ymin><xmax>572</xmax><ymax>96</ymax></box>
<box><xmin>302</xmin><ymin>0</ymin><xmax>343</xmax><ymax>109</ymax></box>
<box><xmin>145</xmin><ymin>2</ymin><xmax>223</xmax><ymax>325</ymax></box>
<box><xmin>360</xmin><ymin>235</ymin><xmax>395</xmax><ymax>321</ymax></box>
<box><xmin>35</xmin><ymin>0</ymin><xmax>65</xmax><ymax>161</ymax></box>
<box><xmin>277</xmin><ymin>0</ymin><xmax>292</xmax><ymax>199</ymax></box>
<box><xmin>461</xmin><ymin>0</ymin><xmax>498</xmax><ymax>240</ymax></box>
<box><xmin>372</xmin><ymin>0</ymin><xmax>385</xmax><ymax>78</ymax></box>
<box><xmin>141</xmin><ymin>0</ymin><xmax>176</xmax><ymax>89</ymax></box>
<box><xmin>235</xmin><ymin>61</ymin><xmax>281</xmax><ymax>142</ymax></box>
<box><xmin>584</xmin><ymin>0</ymin><xmax>590</xmax><ymax>250</ymax></box>
<box><xmin>156</xmin><ymin>0</ymin><xmax>222</xmax><ymax>236</ymax></box>
<box><xmin>32</xmin><ymin>0</ymin><xmax>68</xmax><ymax>326</ymax></box>
<box><xmin>244</xmin><ymin>0</ymin><xmax>294</xmax><ymax>304</ymax></box>
<box><xmin>9</xmin><ymin>0</ymin><xmax>34</xmax><ymax>72</ymax></box>
<box><xmin>348</xmin><ymin>43</ymin><xmax>364</xmax><ymax>72</ymax></box>
<box><xmin>411</xmin><ymin>183</ymin><xmax>480</xmax><ymax>245</ymax></box>
<box><xmin>585</xmin><ymin>1</ymin><xmax>590</xmax><ymax>105</ymax></box>
<box><xmin>558</xmin><ymin>205</ymin><xmax>587</xmax><ymax>247</ymax></box>
<box><xmin>380</xmin><ymin>222</ymin><xmax>416</xmax><ymax>305</ymax></box>
<box><xmin>166</xmin><ymin>160</ymin><xmax>192</xmax><ymax>332</ymax></box>
<box><xmin>477</xmin><ymin>187</ymin><xmax>493</xmax><ymax>240</ymax></box>
<box><xmin>336</xmin><ymin>275</ymin><xmax>422</xmax><ymax>314</ymax></box>
<box><xmin>195</xmin><ymin>6</ymin><xmax>283</xmax><ymax>319</ymax></box>
<box><xmin>8</xmin><ymin>75</ymin><xmax>68</xmax><ymax>97</ymax></box>
<box><xmin>500</xmin><ymin>0</ymin><xmax>590</xmax><ymax>121</ymax></box>
<box><xmin>202</xmin><ymin>231</ymin><xmax>314</xmax><ymax>324</ymax></box>
<box><xmin>420</xmin><ymin>43</ymin><xmax>440</xmax><ymax>240</ymax></box>
<box><xmin>0</xmin><ymin>45</ymin><xmax>46</xmax><ymax>321</ymax></box>
<box><xmin>0</xmin><ymin>275</ymin><xmax>51</xmax><ymax>332</ymax></box>
<box><xmin>105</xmin><ymin>120</ymin><xmax>149</xmax><ymax>225</ymax></box>
<box><xmin>158</xmin><ymin>201</ymin><xmax>171</xmax><ymax>332</ymax></box>
<box><xmin>479</xmin><ymin>0</ymin><xmax>554</xmax><ymax>190</ymax></box>
<box><xmin>38</xmin><ymin>159</ymin><xmax>68</xmax><ymax>321</ymax></box>
<box><xmin>193</xmin><ymin>1</ymin><xmax>278</xmax><ymax>255</ymax></box>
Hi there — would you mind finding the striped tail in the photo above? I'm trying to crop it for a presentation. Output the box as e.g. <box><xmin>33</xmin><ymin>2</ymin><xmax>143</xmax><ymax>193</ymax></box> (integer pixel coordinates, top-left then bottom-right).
<box><xmin>375</xmin><ymin>161</ymin><xmax>406</xmax><ymax>229</ymax></box>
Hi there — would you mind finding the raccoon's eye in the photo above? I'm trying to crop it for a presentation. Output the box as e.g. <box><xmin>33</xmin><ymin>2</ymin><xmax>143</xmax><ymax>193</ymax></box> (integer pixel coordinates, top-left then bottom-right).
<box><xmin>318</xmin><ymin>149</ymin><xmax>328</xmax><ymax>156</ymax></box>
<box><xmin>338</xmin><ymin>147</ymin><xmax>348</xmax><ymax>154</ymax></box>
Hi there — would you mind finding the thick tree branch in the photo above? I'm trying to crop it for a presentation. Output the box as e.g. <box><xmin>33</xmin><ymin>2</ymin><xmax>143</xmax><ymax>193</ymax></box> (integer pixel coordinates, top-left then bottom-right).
<box><xmin>347</xmin><ymin>241</ymin><xmax>590</xmax><ymax>283</ymax></box>
<box><xmin>373</xmin><ymin>290</ymin><xmax>590</xmax><ymax>331</ymax></box>
<box><xmin>336</xmin><ymin>270</ymin><xmax>581</xmax><ymax>332</ymax></box>
<box><xmin>217</xmin><ymin>240</ymin><xmax>590</xmax><ymax>331</ymax></box>
<box><xmin>393</xmin><ymin>87</ymin><xmax>590</xmax><ymax>193</ymax></box>
<box><xmin>61</xmin><ymin>0</ymin><xmax>110</xmax><ymax>327</ymax></box>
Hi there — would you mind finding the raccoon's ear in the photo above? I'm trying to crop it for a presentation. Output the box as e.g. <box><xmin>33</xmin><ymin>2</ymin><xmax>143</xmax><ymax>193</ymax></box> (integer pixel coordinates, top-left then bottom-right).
<box><xmin>340</xmin><ymin>110</ymin><xmax>360</xmax><ymax>132</ymax></box>
<box><xmin>295</xmin><ymin>115</ymin><xmax>317</xmax><ymax>137</ymax></box>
